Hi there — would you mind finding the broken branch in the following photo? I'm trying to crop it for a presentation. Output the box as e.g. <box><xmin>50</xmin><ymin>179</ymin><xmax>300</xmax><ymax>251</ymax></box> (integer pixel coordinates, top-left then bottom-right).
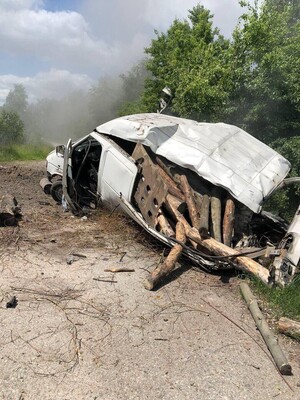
<box><xmin>104</xmin><ymin>267</ymin><xmax>135</xmax><ymax>273</ymax></box>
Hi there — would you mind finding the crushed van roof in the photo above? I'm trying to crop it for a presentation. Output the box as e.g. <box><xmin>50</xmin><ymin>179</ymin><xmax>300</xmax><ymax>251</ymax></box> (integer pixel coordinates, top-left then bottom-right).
<box><xmin>96</xmin><ymin>113</ymin><xmax>290</xmax><ymax>213</ymax></box>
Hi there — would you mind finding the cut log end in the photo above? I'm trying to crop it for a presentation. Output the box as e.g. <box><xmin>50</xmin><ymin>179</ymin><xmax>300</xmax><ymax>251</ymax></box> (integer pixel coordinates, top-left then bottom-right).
<box><xmin>143</xmin><ymin>278</ymin><xmax>154</xmax><ymax>291</ymax></box>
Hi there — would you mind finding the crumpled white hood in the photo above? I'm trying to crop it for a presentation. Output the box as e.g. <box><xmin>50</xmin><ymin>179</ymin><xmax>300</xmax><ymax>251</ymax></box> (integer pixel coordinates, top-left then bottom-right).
<box><xmin>96</xmin><ymin>113</ymin><xmax>290</xmax><ymax>213</ymax></box>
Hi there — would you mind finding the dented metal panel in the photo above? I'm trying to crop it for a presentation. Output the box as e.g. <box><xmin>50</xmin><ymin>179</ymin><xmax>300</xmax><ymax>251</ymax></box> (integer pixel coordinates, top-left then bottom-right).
<box><xmin>96</xmin><ymin>113</ymin><xmax>290</xmax><ymax>213</ymax></box>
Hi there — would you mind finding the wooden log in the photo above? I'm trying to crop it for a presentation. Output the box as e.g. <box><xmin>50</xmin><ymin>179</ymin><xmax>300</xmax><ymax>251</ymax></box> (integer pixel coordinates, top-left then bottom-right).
<box><xmin>277</xmin><ymin>317</ymin><xmax>300</xmax><ymax>341</ymax></box>
<box><xmin>186</xmin><ymin>227</ymin><xmax>270</xmax><ymax>284</ymax></box>
<box><xmin>223</xmin><ymin>197</ymin><xmax>235</xmax><ymax>246</ymax></box>
<box><xmin>144</xmin><ymin>222</ymin><xmax>186</xmax><ymax>290</ymax></box>
<box><xmin>240</xmin><ymin>282</ymin><xmax>292</xmax><ymax>375</ymax></box>
<box><xmin>193</xmin><ymin>190</ymin><xmax>203</xmax><ymax>211</ymax></box>
<box><xmin>156</xmin><ymin>164</ymin><xmax>185</xmax><ymax>201</ymax></box>
<box><xmin>210</xmin><ymin>187</ymin><xmax>222</xmax><ymax>242</ymax></box>
<box><xmin>164</xmin><ymin>194</ymin><xmax>197</xmax><ymax>248</ymax></box>
<box><xmin>180</xmin><ymin>175</ymin><xmax>201</xmax><ymax>229</ymax></box>
<box><xmin>156</xmin><ymin>157</ymin><xmax>182</xmax><ymax>186</ymax></box>
<box><xmin>199</xmin><ymin>194</ymin><xmax>210</xmax><ymax>238</ymax></box>
<box><xmin>157</xmin><ymin>213</ymin><xmax>175</xmax><ymax>237</ymax></box>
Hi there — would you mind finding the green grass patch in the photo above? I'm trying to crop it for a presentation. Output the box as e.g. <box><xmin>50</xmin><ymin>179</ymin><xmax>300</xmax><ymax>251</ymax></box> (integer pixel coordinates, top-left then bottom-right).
<box><xmin>250</xmin><ymin>275</ymin><xmax>300</xmax><ymax>321</ymax></box>
<box><xmin>0</xmin><ymin>144</ymin><xmax>52</xmax><ymax>162</ymax></box>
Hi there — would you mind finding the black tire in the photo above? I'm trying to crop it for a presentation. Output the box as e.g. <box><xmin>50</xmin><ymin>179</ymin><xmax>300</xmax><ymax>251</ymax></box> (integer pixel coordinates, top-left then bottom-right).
<box><xmin>50</xmin><ymin>180</ymin><xmax>63</xmax><ymax>203</ymax></box>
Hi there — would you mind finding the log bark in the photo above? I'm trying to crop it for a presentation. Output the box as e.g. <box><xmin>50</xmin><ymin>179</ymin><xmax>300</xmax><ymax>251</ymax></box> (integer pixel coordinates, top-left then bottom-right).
<box><xmin>240</xmin><ymin>282</ymin><xmax>292</xmax><ymax>375</ymax></box>
<box><xmin>193</xmin><ymin>190</ymin><xmax>203</xmax><ymax>212</ymax></box>
<box><xmin>186</xmin><ymin>227</ymin><xmax>270</xmax><ymax>284</ymax></box>
<box><xmin>157</xmin><ymin>213</ymin><xmax>175</xmax><ymax>237</ymax></box>
<box><xmin>180</xmin><ymin>175</ymin><xmax>201</xmax><ymax>229</ymax></box>
<box><xmin>223</xmin><ymin>197</ymin><xmax>235</xmax><ymax>246</ymax></box>
<box><xmin>156</xmin><ymin>164</ymin><xmax>185</xmax><ymax>201</ymax></box>
<box><xmin>144</xmin><ymin>222</ymin><xmax>186</xmax><ymax>290</ymax></box>
<box><xmin>156</xmin><ymin>157</ymin><xmax>182</xmax><ymax>186</ymax></box>
<box><xmin>277</xmin><ymin>317</ymin><xmax>300</xmax><ymax>341</ymax></box>
<box><xmin>164</xmin><ymin>194</ymin><xmax>197</xmax><ymax>248</ymax></box>
<box><xmin>210</xmin><ymin>188</ymin><xmax>222</xmax><ymax>242</ymax></box>
<box><xmin>199</xmin><ymin>194</ymin><xmax>210</xmax><ymax>238</ymax></box>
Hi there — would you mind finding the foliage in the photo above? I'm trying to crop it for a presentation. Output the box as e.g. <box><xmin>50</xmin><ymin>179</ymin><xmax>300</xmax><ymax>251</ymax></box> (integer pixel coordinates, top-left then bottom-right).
<box><xmin>143</xmin><ymin>4</ymin><xmax>232</xmax><ymax>120</ymax></box>
<box><xmin>0</xmin><ymin>143</ymin><xmax>52</xmax><ymax>162</ymax></box>
<box><xmin>0</xmin><ymin>144</ymin><xmax>53</xmax><ymax>162</ymax></box>
<box><xmin>0</xmin><ymin>109</ymin><xmax>24</xmax><ymax>145</ymax></box>
<box><xmin>4</xmin><ymin>83</ymin><xmax>28</xmax><ymax>120</ymax></box>
<box><xmin>264</xmin><ymin>136</ymin><xmax>300</xmax><ymax>220</ymax></box>
<box><xmin>229</xmin><ymin>0</ymin><xmax>300</xmax><ymax>142</ymax></box>
<box><xmin>251</xmin><ymin>275</ymin><xmax>300</xmax><ymax>321</ymax></box>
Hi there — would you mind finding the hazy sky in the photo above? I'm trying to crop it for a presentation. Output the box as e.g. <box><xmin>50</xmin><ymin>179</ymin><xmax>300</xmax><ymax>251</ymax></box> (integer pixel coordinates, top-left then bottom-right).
<box><xmin>0</xmin><ymin>0</ymin><xmax>252</xmax><ymax>104</ymax></box>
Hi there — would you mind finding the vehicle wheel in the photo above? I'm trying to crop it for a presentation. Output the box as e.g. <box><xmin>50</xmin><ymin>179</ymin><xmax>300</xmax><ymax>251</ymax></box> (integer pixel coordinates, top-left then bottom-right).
<box><xmin>50</xmin><ymin>180</ymin><xmax>63</xmax><ymax>203</ymax></box>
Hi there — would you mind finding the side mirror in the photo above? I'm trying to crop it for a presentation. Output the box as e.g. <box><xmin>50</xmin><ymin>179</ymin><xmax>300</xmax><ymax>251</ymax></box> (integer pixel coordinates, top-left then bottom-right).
<box><xmin>56</xmin><ymin>144</ymin><xmax>65</xmax><ymax>155</ymax></box>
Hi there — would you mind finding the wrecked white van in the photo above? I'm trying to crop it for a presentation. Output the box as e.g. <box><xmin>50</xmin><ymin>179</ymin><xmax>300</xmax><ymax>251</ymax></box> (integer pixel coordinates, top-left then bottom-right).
<box><xmin>45</xmin><ymin>113</ymin><xmax>300</xmax><ymax>287</ymax></box>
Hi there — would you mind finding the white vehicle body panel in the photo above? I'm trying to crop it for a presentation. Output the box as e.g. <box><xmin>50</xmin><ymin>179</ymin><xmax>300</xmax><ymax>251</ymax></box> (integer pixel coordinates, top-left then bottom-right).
<box><xmin>100</xmin><ymin>148</ymin><xmax>137</xmax><ymax>205</ymax></box>
<box><xmin>62</xmin><ymin>131</ymin><xmax>137</xmax><ymax>209</ymax></box>
<box><xmin>46</xmin><ymin>150</ymin><xmax>63</xmax><ymax>177</ymax></box>
<box><xmin>97</xmin><ymin>113</ymin><xmax>290</xmax><ymax>213</ymax></box>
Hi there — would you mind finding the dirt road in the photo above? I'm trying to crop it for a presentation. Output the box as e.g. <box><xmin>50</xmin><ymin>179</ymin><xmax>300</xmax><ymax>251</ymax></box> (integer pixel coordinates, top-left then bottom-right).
<box><xmin>0</xmin><ymin>161</ymin><xmax>299</xmax><ymax>400</ymax></box>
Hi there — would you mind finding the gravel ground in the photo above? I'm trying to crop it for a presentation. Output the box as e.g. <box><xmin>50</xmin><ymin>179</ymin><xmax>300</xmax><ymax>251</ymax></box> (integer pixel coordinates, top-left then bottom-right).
<box><xmin>0</xmin><ymin>161</ymin><xmax>299</xmax><ymax>400</ymax></box>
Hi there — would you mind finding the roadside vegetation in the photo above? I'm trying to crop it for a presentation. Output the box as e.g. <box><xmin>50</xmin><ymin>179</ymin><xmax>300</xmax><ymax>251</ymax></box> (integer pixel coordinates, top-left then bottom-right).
<box><xmin>251</xmin><ymin>275</ymin><xmax>300</xmax><ymax>321</ymax></box>
<box><xmin>0</xmin><ymin>1</ymin><xmax>299</xmax><ymax>319</ymax></box>
<box><xmin>0</xmin><ymin>143</ymin><xmax>52</xmax><ymax>162</ymax></box>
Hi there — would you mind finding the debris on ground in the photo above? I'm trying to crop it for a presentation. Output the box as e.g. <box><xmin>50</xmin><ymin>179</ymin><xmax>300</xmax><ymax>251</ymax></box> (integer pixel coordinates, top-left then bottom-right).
<box><xmin>6</xmin><ymin>295</ymin><xmax>18</xmax><ymax>308</ymax></box>
<box><xmin>277</xmin><ymin>317</ymin><xmax>300</xmax><ymax>342</ymax></box>
<box><xmin>0</xmin><ymin>194</ymin><xmax>22</xmax><ymax>227</ymax></box>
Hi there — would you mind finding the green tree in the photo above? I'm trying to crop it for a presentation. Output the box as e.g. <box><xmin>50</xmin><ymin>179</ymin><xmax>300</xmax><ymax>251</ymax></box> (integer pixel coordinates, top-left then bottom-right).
<box><xmin>0</xmin><ymin>110</ymin><xmax>24</xmax><ymax>145</ymax></box>
<box><xmin>4</xmin><ymin>83</ymin><xmax>28</xmax><ymax>120</ymax></box>
<box><xmin>229</xmin><ymin>0</ymin><xmax>300</xmax><ymax>142</ymax></box>
<box><xmin>142</xmin><ymin>4</ymin><xmax>232</xmax><ymax>121</ymax></box>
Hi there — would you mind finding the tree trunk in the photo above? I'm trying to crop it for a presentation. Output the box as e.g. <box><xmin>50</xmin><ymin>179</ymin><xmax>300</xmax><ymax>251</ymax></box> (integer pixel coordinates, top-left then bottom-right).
<box><xmin>210</xmin><ymin>188</ymin><xmax>222</xmax><ymax>242</ymax></box>
<box><xmin>223</xmin><ymin>197</ymin><xmax>235</xmax><ymax>246</ymax></box>
<box><xmin>164</xmin><ymin>194</ymin><xmax>197</xmax><ymax>248</ymax></box>
<box><xmin>180</xmin><ymin>175</ymin><xmax>201</xmax><ymax>229</ymax></box>
<box><xmin>240</xmin><ymin>282</ymin><xmax>292</xmax><ymax>375</ymax></box>
<box><xmin>144</xmin><ymin>222</ymin><xmax>186</xmax><ymax>290</ymax></box>
<box><xmin>199</xmin><ymin>194</ymin><xmax>210</xmax><ymax>238</ymax></box>
<box><xmin>277</xmin><ymin>317</ymin><xmax>300</xmax><ymax>341</ymax></box>
<box><xmin>157</xmin><ymin>213</ymin><xmax>175</xmax><ymax>237</ymax></box>
<box><xmin>186</xmin><ymin>227</ymin><xmax>270</xmax><ymax>284</ymax></box>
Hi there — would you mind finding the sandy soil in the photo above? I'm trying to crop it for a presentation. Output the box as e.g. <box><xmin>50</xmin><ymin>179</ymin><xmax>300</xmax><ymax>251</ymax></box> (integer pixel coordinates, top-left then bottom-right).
<box><xmin>0</xmin><ymin>160</ymin><xmax>299</xmax><ymax>400</ymax></box>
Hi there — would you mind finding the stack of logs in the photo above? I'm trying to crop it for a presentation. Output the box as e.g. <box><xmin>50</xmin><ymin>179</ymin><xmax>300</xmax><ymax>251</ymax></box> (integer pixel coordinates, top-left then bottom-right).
<box><xmin>0</xmin><ymin>195</ymin><xmax>21</xmax><ymax>227</ymax></box>
<box><xmin>142</xmin><ymin>154</ymin><xmax>270</xmax><ymax>290</ymax></box>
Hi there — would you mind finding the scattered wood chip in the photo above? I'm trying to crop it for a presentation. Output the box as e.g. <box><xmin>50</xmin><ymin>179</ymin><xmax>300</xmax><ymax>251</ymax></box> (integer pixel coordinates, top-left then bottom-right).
<box><xmin>71</xmin><ymin>252</ymin><xmax>87</xmax><ymax>258</ymax></box>
<box><xmin>104</xmin><ymin>267</ymin><xmax>135</xmax><ymax>273</ymax></box>
<box><xmin>93</xmin><ymin>277</ymin><xmax>117</xmax><ymax>283</ymax></box>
